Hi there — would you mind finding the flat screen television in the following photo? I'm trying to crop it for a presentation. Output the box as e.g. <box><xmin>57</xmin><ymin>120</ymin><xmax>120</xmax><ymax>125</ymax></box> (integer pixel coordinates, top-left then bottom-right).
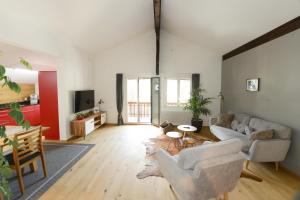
<box><xmin>74</xmin><ymin>90</ymin><xmax>95</xmax><ymax>113</ymax></box>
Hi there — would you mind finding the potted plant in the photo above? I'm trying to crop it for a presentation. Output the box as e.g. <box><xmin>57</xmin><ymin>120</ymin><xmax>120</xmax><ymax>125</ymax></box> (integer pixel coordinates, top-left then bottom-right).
<box><xmin>184</xmin><ymin>88</ymin><xmax>213</xmax><ymax>133</ymax></box>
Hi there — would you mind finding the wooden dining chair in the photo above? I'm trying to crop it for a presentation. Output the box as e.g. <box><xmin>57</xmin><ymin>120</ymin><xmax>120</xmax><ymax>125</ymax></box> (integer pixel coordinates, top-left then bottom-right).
<box><xmin>4</xmin><ymin>126</ymin><xmax>47</xmax><ymax>194</ymax></box>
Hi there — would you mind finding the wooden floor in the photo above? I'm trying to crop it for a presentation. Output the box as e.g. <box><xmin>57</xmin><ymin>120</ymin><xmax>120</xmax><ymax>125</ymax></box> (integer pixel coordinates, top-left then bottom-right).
<box><xmin>40</xmin><ymin>125</ymin><xmax>300</xmax><ymax>200</ymax></box>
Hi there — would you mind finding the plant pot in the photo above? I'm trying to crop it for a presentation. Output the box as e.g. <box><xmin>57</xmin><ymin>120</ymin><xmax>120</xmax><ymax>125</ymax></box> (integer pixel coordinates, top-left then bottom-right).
<box><xmin>191</xmin><ymin>119</ymin><xmax>203</xmax><ymax>133</ymax></box>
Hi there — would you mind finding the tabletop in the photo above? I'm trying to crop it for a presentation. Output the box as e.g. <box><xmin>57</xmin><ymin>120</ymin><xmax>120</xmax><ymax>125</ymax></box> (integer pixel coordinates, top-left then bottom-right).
<box><xmin>177</xmin><ymin>125</ymin><xmax>197</xmax><ymax>132</ymax></box>
<box><xmin>166</xmin><ymin>131</ymin><xmax>183</xmax><ymax>139</ymax></box>
<box><xmin>5</xmin><ymin>126</ymin><xmax>50</xmax><ymax>137</ymax></box>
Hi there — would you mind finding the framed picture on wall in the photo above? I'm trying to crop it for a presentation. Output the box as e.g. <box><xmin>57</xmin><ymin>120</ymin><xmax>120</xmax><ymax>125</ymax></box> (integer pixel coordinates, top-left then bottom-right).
<box><xmin>246</xmin><ymin>78</ymin><xmax>260</xmax><ymax>92</ymax></box>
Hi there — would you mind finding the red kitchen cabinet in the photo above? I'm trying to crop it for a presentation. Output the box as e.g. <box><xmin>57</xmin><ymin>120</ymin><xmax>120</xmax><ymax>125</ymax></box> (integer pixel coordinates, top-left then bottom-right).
<box><xmin>22</xmin><ymin>105</ymin><xmax>41</xmax><ymax>126</ymax></box>
<box><xmin>0</xmin><ymin>104</ymin><xmax>40</xmax><ymax>126</ymax></box>
<box><xmin>0</xmin><ymin>109</ymin><xmax>16</xmax><ymax>125</ymax></box>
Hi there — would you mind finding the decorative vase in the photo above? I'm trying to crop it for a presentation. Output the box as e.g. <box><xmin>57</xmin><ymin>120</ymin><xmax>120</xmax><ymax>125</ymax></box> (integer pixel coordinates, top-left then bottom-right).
<box><xmin>191</xmin><ymin>118</ymin><xmax>203</xmax><ymax>133</ymax></box>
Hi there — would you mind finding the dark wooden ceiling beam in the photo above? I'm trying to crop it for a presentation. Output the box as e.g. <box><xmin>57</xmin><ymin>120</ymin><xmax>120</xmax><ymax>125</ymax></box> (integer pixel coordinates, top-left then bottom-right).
<box><xmin>223</xmin><ymin>16</ymin><xmax>300</xmax><ymax>61</ymax></box>
<box><xmin>153</xmin><ymin>0</ymin><xmax>161</xmax><ymax>75</ymax></box>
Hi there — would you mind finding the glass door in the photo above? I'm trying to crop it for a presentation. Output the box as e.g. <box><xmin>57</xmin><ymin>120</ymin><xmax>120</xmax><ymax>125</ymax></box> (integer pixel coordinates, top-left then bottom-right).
<box><xmin>127</xmin><ymin>78</ymin><xmax>151</xmax><ymax>123</ymax></box>
<box><xmin>151</xmin><ymin>77</ymin><xmax>160</xmax><ymax>126</ymax></box>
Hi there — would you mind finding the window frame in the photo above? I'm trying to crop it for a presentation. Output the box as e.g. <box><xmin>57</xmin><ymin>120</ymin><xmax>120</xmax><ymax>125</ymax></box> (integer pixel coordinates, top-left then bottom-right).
<box><xmin>165</xmin><ymin>77</ymin><xmax>191</xmax><ymax>108</ymax></box>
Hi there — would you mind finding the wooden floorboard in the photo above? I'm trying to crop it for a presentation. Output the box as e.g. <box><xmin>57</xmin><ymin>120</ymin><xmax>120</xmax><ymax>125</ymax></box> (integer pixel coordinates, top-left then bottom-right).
<box><xmin>39</xmin><ymin>125</ymin><xmax>300</xmax><ymax>200</ymax></box>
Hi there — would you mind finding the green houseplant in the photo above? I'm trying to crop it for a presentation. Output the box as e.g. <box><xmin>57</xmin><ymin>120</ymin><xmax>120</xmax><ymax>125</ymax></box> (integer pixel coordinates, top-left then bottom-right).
<box><xmin>0</xmin><ymin>58</ymin><xmax>31</xmax><ymax>198</ymax></box>
<box><xmin>184</xmin><ymin>88</ymin><xmax>213</xmax><ymax>133</ymax></box>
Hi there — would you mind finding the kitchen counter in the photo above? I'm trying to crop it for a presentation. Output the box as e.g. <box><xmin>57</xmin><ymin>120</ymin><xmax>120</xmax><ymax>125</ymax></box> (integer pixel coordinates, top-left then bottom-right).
<box><xmin>0</xmin><ymin>100</ymin><xmax>39</xmax><ymax>110</ymax></box>
<box><xmin>0</xmin><ymin>104</ymin><xmax>41</xmax><ymax>126</ymax></box>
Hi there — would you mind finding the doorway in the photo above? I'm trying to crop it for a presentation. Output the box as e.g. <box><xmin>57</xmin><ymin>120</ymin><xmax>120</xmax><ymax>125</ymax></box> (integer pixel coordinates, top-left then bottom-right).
<box><xmin>126</xmin><ymin>77</ymin><xmax>160</xmax><ymax>125</ymax></box>
<box><xmin>127</xmin><ymin>78</ymin><xmax>151</xmax><ymax>123</ymax></box>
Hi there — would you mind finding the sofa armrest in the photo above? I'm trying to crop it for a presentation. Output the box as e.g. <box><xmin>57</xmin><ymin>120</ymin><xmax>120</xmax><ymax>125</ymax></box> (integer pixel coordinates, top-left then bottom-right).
<box><xmin>209</xmin><ymin>116</ymin><xmax>218</xmax><ymax>126</ymax></box>
<box><xmin>156</xmin><ymin>149</ymin><xmax>178</xmax><ymax>167</ymax></box>
<box><xmin>247</xmin><ymin>139</ymin><xmax>291</xmax><ymax>162</ymax></box>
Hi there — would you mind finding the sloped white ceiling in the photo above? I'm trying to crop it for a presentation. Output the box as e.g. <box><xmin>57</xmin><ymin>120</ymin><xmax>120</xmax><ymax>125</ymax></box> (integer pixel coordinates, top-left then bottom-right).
<box><xmin>162</xmin><ymin>0</ymin><xmax>300</xmax><ymax>54</ymax></box>
<box><xmin>0</xmin><ymin>0</ymin><xmax>299</xmax><ymax>54</ymax></box>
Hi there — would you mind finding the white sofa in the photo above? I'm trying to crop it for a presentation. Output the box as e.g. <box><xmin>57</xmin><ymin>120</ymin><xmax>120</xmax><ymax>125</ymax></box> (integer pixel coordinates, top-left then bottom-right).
<box><xmin>156</xmin><ymin>139</ymin><xmax>245</xmax><ymax>200</ymax></box>
<box><xmin>209</xmin><ymin>113</ymin><xmax>292</xmax><ymax>170</ymax></box>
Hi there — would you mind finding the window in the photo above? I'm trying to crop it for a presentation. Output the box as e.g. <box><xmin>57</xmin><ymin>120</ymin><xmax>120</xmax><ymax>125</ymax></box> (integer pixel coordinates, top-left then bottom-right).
<box><xmin>166</xmin><ymin>79</ymin><xmax>191</xmax><ymax>106</ymax></box>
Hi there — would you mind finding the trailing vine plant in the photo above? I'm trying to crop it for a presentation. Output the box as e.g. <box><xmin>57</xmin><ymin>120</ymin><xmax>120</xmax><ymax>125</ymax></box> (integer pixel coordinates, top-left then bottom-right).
<box><xmin>0</xmin><ymin>58</ymin><xmax>32</xmax><ymax>198</ymax></box>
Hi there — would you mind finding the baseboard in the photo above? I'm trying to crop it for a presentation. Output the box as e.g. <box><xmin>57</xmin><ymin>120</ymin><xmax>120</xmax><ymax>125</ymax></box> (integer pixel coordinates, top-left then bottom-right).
<box><xmin>44</xmin><ymin>139</ymin><xmax>71</xmax><ymax>144</ymax></box>
<box><xmin>105</xmin><ymin>123</ymin><xmax>118</xmax><ymax>126</ymax></box>
<box><xmin>279</xmin><ymin>164</ymin><xmax>300</xmax><ymax>178</ymax></box>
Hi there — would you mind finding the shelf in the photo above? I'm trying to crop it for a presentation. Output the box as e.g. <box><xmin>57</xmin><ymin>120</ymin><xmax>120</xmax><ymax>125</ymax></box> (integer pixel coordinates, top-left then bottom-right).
<box><xmin>71</xmin><ymin>111</ymin><xmax>107</xmax><ymax>139</ymax></box>
<box><xmin>94</xmin><ymin>124</ymin><xmax>102</xmax><ymax>129</ymax></box>
<box><xmin>94</xmin><ymin>120</ymin><xmax>101</xmax><ymax>124</ymax></box>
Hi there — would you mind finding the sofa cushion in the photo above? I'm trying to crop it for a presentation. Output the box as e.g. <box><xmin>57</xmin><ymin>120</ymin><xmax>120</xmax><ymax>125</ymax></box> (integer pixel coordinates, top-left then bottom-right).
<box><xmin>231</xmin><ymin>120</ymin><xmax>239</xmax><ymax>131</ymax></box>
<box><xmin>177</xmin><ymin>138</ymin><xmax>243</xmax><ymax>170</ymax></box>
<box><xmin>216</xmin><ymin>113</ymin><xmax>234</xmax><ymax>128</ymax></box>
<box><xmin>234</xmin><ymin>113</ymin><xmax>251</xmax><ymax>125</ymax></box>
<box><xmin>210</xmin><ymin>125</ymin><xmax>252</xmax><ymax>152</ymax></box>
<box><xmin>237</xmin><ymin>123</ymin><xmax>247</xmax><ymax>134</ymax></box>
<box><xmin>245</xmin><ymin>126</ymin><xmax>254</xmax><ymax>136</ymax></box>
<box><xmin>250</xmin><ymin>129</ymin><xmax>274</xmax><ymax>140</ymax></box>
<box><xmin>249</xmin><ymin>118</ymin><xmax>291</xmax><ymax>140</ymax></box>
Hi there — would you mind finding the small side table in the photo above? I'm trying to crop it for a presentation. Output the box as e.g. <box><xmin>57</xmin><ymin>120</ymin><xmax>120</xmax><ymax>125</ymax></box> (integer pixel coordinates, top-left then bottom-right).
<box><xmin>177</xmin><ymin>125</ymin><xmax>197</xmax><ymax>148</ymax></box>
<box><xmin>166</xmin><ymin>131</ymin><xmax>183</xmax><ymax>150</ymax></box>
<box><xmin>177</xmin><ymin>125</ymin><xmax>197</xmax><ymax>138</ymax></box>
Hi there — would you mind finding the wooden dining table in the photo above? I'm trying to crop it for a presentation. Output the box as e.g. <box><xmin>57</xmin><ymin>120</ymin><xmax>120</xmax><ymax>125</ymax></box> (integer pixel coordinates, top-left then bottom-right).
<box><xmin>2</xmin><ymin>126</ymin><xmax>50</xmax><ymax>172</ymax></box>
<box><xmin>4</xmin><ymin>126</ymin><xmax>50</xmax><ymax>138</ymax></box>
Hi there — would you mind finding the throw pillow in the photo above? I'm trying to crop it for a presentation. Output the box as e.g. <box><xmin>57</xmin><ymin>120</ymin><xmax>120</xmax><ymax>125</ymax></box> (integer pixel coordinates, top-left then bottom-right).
<box><xmin>160</xmin><ymin>121</ymin><xmax>169</xmax><ymax>128</ymax></box>
<box><xmin>163</xmin><ymin>123</ymin><xmax>175</xmax><ymax>134</ymax></box>
<box><xmin>231</xmin><ymin>120</ymin><xmax>239</xmax><ymax>131</ymax></box>
<box><xmin>216</xmin><ymin>113</ymin><xmax>235</xmax><ymax>128</ymax></box>
<box><xmin>245</xmin><ymin>126</ymin><xmax>254</xmax><ymax>136</ymax></box>
<box><xmin>250</xmin><ymin>129</ymin><xmax>274</xmax><ymax>140</ymax></box>
<box><xmin>237</xmin><ymin>123</ymin><xmax>246</xmax><ymax>134</ymax></box>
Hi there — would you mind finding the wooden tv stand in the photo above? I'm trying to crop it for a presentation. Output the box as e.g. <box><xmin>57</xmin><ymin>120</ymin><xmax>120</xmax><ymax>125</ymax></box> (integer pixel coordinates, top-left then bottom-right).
<box><xmin>71</xmin><ymin>111</ymin><xmax>106</xmax><ymax>139</ymax></box>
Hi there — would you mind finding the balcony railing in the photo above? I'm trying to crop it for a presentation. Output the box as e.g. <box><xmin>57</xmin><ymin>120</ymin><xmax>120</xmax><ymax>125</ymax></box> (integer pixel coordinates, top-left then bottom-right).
<box><xmin>127</xmin><ymin>102</ymin><xmax>151</xmax><ymax>118</ymax></box>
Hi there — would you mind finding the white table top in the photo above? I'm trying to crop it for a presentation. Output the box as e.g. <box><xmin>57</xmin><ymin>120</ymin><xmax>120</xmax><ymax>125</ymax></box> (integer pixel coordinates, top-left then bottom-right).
<box><xmin>177</xmin><ymin>125</ymin><xmax>197</xmax><ymax>132</ymax></box>
<box><xmin>5</xmin><ymin>126</ymin><xmax>49</xmax><ymax>137</ymax></box>
<box><xmin>166</xmin><ymin>131</ymin><xmax>183</xmax><ymax>139</ymax></box>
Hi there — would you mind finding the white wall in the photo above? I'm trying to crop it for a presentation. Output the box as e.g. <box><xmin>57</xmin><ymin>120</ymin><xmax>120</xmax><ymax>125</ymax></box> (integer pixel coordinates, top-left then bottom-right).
<box><xmin>93</xmin><ymin>30</ymin><xmax>222</xmax><ymax>125</ymax></box>
<box><xmin>160</xmin><ymin>31</ymin><xmax>222</xmax><ymax>125</ymax></box>
<box><xmin>56</xmin><ymin>47</ymin><xmax>94</xmax><ymax>140</ymax></box>
<box><xmin>0</xmin><ymin>26</ymin><xmax>94</xmax><ymax>140</ymax></box>
<box><xmin>93</xmin><ymin>31</ymin><xmax>156</xmax><ymax>123</ymax></box>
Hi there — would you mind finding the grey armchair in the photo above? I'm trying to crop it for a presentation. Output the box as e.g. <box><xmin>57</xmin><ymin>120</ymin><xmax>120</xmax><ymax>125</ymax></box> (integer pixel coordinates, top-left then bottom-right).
<box><xmin>156</xmin><ymin>139</ymin><xmax>245</xmax><ymax>200</ymax></box>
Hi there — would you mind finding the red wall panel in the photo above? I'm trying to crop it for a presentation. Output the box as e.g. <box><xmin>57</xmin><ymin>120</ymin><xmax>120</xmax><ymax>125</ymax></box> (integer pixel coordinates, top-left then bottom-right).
<box><xmin>38</xmin><ymin>71</ymin><xmax>60</xmax><ymax>140</ymax></box>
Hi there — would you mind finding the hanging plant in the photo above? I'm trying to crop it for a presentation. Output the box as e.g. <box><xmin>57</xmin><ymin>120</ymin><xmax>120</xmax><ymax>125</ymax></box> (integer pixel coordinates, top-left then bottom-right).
<box><xmin>0</xmin><ymin>58</ymin><xmax>31</xmax><ymax>198</ymax></box>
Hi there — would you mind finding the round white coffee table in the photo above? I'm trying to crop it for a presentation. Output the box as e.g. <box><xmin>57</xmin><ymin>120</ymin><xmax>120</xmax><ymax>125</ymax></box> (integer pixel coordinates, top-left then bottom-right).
<box><xmin>166</xmin><ymin>131</ymin><xmax>183</xmax><ymax>150</ymax></box>
<box><xmin>177</xmin><ymin>125</ymin><xmax>197</xmax><ymax>138</ymax></box>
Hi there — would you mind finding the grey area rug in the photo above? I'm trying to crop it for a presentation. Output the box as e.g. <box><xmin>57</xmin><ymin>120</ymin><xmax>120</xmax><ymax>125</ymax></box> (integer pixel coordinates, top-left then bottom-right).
<box><xmin>7</xmin><ymin>143</ymin><xmax>94</xmax><ymax>200</ymax></box>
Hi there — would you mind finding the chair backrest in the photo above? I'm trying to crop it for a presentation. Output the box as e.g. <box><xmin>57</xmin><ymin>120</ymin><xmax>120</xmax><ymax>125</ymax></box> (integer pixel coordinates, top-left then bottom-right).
<box><xmin>13</xmin><ymin>126</ymin><xmax>43</xmax><ymax>165</ymax></box>
<box><xmin>192</xmin><ymin>152</ymin><xmax>244</xmax><ymax>199</ymax></box>
<box><xmin>177</xmin><ymin>138</ymin><xmax>243</xmax><ymax>170</ymax></box>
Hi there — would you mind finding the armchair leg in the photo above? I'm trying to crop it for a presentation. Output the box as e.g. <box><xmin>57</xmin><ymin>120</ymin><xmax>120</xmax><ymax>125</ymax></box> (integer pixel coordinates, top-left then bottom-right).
<box><xmin>245</xmin><ymin>160</ymin><xmax>250</xmax><ymax>170</ymax></box>
<box><xmin>275</xmin><ymin>162</ymin><xmax>279</xmax><ymax>171</ymax></box>
<box><xmin>224</xmin><ymin>192</ymin><xmax>229</xmax><ymax>200</ymax></box>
